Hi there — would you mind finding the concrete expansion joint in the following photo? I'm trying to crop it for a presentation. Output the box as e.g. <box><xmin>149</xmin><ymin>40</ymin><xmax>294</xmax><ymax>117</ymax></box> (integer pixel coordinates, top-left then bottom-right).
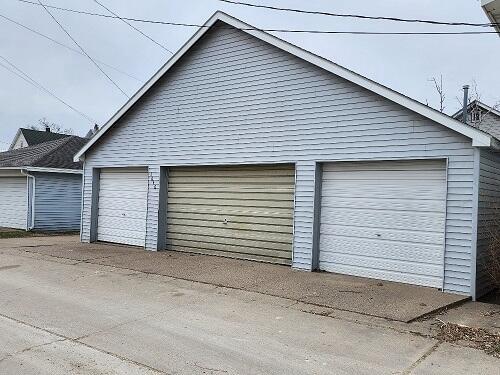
<box><xmin>399</xmin><ymin>341</ymin><xmax>441</xmax><ymax>375</ymax></box>
<box><xmin>0</xmin><ymin>311</ymin><xmax>168</xmax><ymax>374</ymax></box>
<box><xmin>0</xmin><ymin>338</ymin><xmax>67</xmax><ymax>364</ymax></box>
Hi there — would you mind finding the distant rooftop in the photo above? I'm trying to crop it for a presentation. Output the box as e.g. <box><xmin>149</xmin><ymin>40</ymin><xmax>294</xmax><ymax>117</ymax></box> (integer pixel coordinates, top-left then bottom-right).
<box><xmin>0</xmin><ymin>136</ymin><xmax>88</xmax><ymax>170</ymax></box>
<box><xmin>17</xmin><ymin>128</ymin><xmax>71</xmax><ymax>148</ymax></box>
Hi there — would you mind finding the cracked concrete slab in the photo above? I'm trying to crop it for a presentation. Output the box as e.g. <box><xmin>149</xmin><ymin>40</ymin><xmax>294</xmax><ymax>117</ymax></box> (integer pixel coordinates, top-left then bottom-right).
<box><xmin>31</xmin><ymin>239</ymin><xmax>467</xmax><ymax>322</ymax></box>
<box><xmin>0</xmin><ymin>247</ymin><xmax>498</xmax><ymax>374</ymax></box>
<box><xmin>409</xmin><ymin>342</ymin><xmax>500</xmax><ymax>374</ymax></box>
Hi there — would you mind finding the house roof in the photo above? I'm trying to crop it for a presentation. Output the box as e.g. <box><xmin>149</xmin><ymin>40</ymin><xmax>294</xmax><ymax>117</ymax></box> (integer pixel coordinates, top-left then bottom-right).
<box><xmin>452</xmin><ymin>100</ymin><xmax>500</xmax><ymax>140</ymax></box>
<box><xmin>482</xmin><ymin>0</ymin><xmax>500</xmax><ymax>36</ymax></box>
<box><xmin>0</xmin><ymin>136</ymin><xmax>88</xmax><ymax>171</ymax></box>
<box><xmin>74</xmin><ymin>12</ymin><xmax>497</xmax><ymax>161</ymax></box>
<box><xmin>10</xmin><ymin>128</ymin><xmax>70</xmax><ymax>150</ymax></box>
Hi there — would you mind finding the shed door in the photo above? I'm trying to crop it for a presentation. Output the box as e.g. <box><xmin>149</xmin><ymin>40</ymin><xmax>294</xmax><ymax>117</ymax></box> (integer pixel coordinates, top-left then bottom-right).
<box><xmin>97</xmin><ymin>168</ymin><xmax>148</xmax><ymax>246</ymax></box>
<box><xmin>0</xmin><ymin>177</ymin><xmax>27</xmax><ymax>230</ymax></box>
<box><xmin>319</xmin><ymin>160</ymin><xmax>446</xmax><ymax>288</ymax></box>
<box><xmin>166</xmin><ymin>165</ymin><xmax>295</xmax><ymax>264</ymax></box>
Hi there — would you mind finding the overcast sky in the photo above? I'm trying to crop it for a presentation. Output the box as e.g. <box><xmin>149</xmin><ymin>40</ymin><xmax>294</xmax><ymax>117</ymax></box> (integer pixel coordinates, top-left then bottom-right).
<box><xmin>1</xmin><ymin>0</ymin><xmax>499</xmax><ymax>150</ymax></box>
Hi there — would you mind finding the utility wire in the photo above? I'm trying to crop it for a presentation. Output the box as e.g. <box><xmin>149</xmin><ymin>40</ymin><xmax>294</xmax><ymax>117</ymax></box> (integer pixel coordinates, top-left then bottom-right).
<box><xmin>0</xmin><ymin>55</ymin><xmax>97</xmax><ymax>123</ymax></box>
<box><xmin>36</xmin><ymin>0</ymin><xmax>129</xmax><ymax>97</ymax></box>
<box><xmin>92</xmin><ymin>0</ymin><xmax>173</xmax><ymax>54</ymax></box>
<box><xmin>218</xmin><ymin>0</ymin><xmax>500</xmax><ymax>28</ymax></box>
<box><xmin>0</xmin><ymin>13</ymin><xmax>141</xmax><ymax>82</ymax></box>
<box><xmin>13</xmin><ymin>0</ymin><xmax>500</xmax><ymax>35</ymax></box>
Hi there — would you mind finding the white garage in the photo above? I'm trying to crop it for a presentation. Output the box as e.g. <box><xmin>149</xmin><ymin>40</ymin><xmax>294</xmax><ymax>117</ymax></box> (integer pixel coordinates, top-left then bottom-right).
<box><xmin>97</xmin><ymin>168</ymin><xmax>148</xmax><ymax>246</ymax></box>
<box><xmin>319</xmin><ymin>160</ymin><xmax>447</xmax><ymax>288</ymax></box>
<box><xmin>75</xmin><ymin>12</ymin><xmax>500</xmax><ymax>298</ymax></box>
<box><xmin>0</xmin><ymin>177</ymin><xmax>28</xmax><ymax>230</ymax></box>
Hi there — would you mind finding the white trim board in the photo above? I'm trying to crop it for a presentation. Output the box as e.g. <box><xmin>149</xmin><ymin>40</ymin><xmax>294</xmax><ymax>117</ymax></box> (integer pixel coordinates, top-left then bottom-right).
<box><xmin>0</xmin><ymin>167</ymin><xmax>83</xmax><ymax>175</ymax></box>
<box><xmin>74</xmin><ymin>11</ymin><xmax>495</xmax><ymax>162</ymax></box>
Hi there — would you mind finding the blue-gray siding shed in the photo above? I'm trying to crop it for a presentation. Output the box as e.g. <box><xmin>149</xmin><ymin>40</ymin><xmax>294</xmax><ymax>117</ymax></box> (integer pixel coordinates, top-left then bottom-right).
<box><xmin>32</xmin><ymin>172</ymin><xmax>82</xmax><ymax>231</ymax></box>
<box><xmin>80</xmin><ymin>21</ymin><xmax>483</xmax><ymax>296</ymax></box>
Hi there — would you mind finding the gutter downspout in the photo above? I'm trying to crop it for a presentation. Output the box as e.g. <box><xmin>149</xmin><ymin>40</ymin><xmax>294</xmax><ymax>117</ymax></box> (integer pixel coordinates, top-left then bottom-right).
<box><xmin>20</xmin><ymin>169</ymin><xmax>35</xmax><ymax>231</ymax></box>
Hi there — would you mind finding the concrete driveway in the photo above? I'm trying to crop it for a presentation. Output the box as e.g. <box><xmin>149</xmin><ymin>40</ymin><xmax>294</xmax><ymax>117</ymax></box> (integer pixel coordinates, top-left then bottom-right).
<box><xmin>0</xmin><ymin>236</ymin><xmax>467</xmax><ymax>322</ymax></box>
<box><xmin>0</xmin><ymin>238</ymin><xmax>498</xmax><ymax>374</ymax></box>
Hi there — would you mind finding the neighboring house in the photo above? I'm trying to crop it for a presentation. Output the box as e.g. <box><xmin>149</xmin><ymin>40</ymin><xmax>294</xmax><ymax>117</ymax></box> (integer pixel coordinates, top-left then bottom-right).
<box><xmin>9</xmin><ymin>127</ymin><xmax>70</xmax><ymax>150</ymax></box>
<box><xmin>482</xmin><ymin>0</ymin><xmax>500</xmax><ymax>36</ymax></box>
<box><xmin>74</xmin><ymin>12</ymin><xmax>500</xmax><ymax>299</ymax></box>
<box><xmin>0</xmin><ymin>136</ymin><xmax>87</xmax><ymax>231</ymax></box>
<box><xmin>453</xmin><ymin>100</ymin><xmax>500</xmax><ymax>140</ymax></box>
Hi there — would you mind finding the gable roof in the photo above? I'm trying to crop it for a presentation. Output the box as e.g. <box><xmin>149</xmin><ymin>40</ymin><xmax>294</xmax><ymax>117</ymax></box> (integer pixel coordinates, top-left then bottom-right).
<box><xmin>0</xmin><ymin>136</ymin><xmax>87</xmax><ymax>171</ymax></box>
<box><xmin>453</xmin><ymin>100</ymin><xmax>500</xmax><ymax>119</ymax></box>
<box><xmin>10</xmin><ymin>128</ymin><xmax>70</xmax><ymax>150</ymax></box>
<box><xmin>74</xmin><ymin>12</ymin><xmax>497</xmax><ymax>161</ymax></box>
<box><xmin>453</xmin><ymin>100</ymin><xmax>500</xmax><ymax>141</ymax></box>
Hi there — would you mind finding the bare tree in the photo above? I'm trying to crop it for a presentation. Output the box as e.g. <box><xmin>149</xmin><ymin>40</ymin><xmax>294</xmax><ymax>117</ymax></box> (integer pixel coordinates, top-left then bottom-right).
<box><xmin>429</xmin><ymin>75</ymin><xmax>446</xmax><ymax>112</ymax></box>
<box><xmin>29</xmin><ymin>118</ymin><xmax>73</xmax><ymax>135</ymax></box>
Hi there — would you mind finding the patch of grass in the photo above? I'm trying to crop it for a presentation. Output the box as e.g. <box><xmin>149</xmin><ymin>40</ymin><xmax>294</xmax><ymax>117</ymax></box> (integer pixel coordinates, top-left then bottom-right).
<box><xmin>0</xmin><ymin>231</ymin><xmax>38</xmax><ymax>239</ymax></box>
<box><xmin>0</xmin><ymin>230</ymin><xmax>78</xmax><ymax>239</ymax></box>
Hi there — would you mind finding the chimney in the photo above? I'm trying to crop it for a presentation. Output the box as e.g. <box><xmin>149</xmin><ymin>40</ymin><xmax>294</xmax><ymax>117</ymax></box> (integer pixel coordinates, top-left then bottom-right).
<box><xmin>462</xmin><ymin>85</ymin><xmax>469</xmax><ymax>124</ymax></box>
<box><xmin>45</xmin><ymin>126</ymin><xmax>51</xmax><ymax>133</ymax></box>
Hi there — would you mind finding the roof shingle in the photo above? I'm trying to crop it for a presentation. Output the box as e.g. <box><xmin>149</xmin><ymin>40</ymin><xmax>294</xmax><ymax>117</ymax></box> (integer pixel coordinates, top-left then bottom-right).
<box><xmin>0</xmin><ymin>136</ymin><xmax>88</xmax><ymax>170</ymax></box>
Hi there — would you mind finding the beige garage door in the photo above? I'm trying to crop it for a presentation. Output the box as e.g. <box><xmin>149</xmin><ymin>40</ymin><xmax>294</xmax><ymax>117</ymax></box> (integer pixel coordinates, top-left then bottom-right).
<box><xmin>166</xmin><ymin>165</ymin><xmax>295</xmax><ymax>264</ymax></box>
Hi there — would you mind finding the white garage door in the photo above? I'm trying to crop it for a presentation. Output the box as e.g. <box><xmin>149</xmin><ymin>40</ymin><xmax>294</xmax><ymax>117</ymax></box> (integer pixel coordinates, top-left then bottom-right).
<box><xmin>0</xmin><ymin>177</ymin><xmax>27</xmax><ymax>230</ymax></box>
<box><xmin>97</xmin><ymin>168</ymin><xmax>148</xmax><ymax>246</ymax></box>
<box><xmin>166</xmin><ymin>165</ymin><xmax>295</xmax><ymax>264</ymax></box>
<box><xmin>319</xmin><ymin>160</ymin><xmax>446</xmax><ymax>288</ymax></box>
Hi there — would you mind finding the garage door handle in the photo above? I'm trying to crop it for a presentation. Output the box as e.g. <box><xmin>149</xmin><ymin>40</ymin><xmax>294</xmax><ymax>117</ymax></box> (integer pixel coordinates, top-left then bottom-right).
<box><xmin>223</xmin><ymin>218</ymin><xmax>228</xmax><ymax>224</ymax></box>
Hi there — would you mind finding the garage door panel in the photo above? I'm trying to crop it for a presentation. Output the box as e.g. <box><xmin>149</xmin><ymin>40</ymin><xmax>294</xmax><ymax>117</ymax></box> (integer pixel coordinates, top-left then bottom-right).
<box><xmin>167</xmin><ymin>165</ymin><xmax>294</xmax><ymax>264</ymax></box>
<box><xmin>168</xmin><ymin>197</ymin><xmax>293</xmax><ymax>209</ymax></box>
<box><xmin>97</xmin><ymin>169</ymin><xmax>147</xmax><ymax>247</ymax></box>
<box><xmin>320</xmin><ymin>262</ymin><xmax>442</xmax><ymax>288</ymax></box>
<box><xmin>167</xmin><ymin>211</ymin><xmax>293</xmax><ymax>226</ymax></box>
<box><xmin>97</xmin><ymin>216</ymin><xmax>146</xmax><ymax>232</ymax></box>
<box><xmin>320</xmin><ymin>236</ymin><xmax>444</xmax><ymax>264</ymax></box>
<box><xmin>168</xmin><ymin>224</ymin><xmax>292</xmax><ymax>244</ymax></box>
<box><xmin>320</xmin><ymin>185</ymin><xmax>445</xmax><ymax>200</ymax></box>
<box><xmin>320</xmin><ymin>224</ymin><xmax>445</xmax><ymax>245</ymax></box>
<box><xmin>167</xmin><ymin>217</ymin><xmax>292</xmax><ymax>234</ymax></box>
<box><xmin>167</xmin><ymin>231</ymin><xmax>292</xmax><ymax>251</ymax></box>
<box><xmin>168</xmin><ymin>203</ymin><xmax>293</xmax><ymax>218</ymax></box>
<box><xmin>168</xmin><ymin>190</ymin><xmax>293</xmax><ymax>202</ymax></box>
<box><xmin>320</xmin><ymin>196</ymin><xmax>445</xmax><ymax>213</ymax></box>
<box><xmin>168</xmin><ymin>239</ymin><xmax>291</xmax><ymax>259</ymax></box>
<box><xmin>0</xmin><ymin>177</ymin><xmax>27</xmax><ymax>230</ymax></box>
<box><xmin>319</xmin><ymin>160</ymin><xmax>446</xmax><ymax>288</ymax></box>
<box><xmin>320</xmin><ymin>210</ymin><xmax>445</xmax><ymax>233</ymax></box>
<box><xmin>320</xmin><ymin>253</ymin><xmax>443</xmax><ymax>278</ymax></box>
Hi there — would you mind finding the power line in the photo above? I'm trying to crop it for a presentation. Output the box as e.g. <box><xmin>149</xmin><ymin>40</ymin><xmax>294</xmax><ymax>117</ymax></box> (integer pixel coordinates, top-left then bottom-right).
<box><xmin>13</xmin><ymin>0</ymin><xmax>500</xmax><ymax>35</ymax></box>
<box><xmin>0</xmin><ymin>54</ymin><xmax>97</xmax><ymax>123</ymax></box>
<box><xmin>92</xmin><ymin>0</ymin><xmax>173</xmax><ymax>54</ymax></box>
<box><xmin>36</xmin><ymin>0</ymin><xmax>129</xmax><ymax>97</ymax></box>
<box><xmin>0</xmin><ymin>12</ymin><xmax>142</xmax><ymax>82</ymax></box>
<box><xmin>218</xmin><ymin>0</ymin><xmax>500</xmax><ymax>28</ymax></box>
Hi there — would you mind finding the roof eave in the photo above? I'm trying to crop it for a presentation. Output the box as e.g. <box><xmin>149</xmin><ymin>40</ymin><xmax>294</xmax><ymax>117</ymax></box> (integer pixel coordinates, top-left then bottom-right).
<box><xmin>73</xmin><ymin>11</ymin><xmax>497</xmax><ymax>161</ymax></box>
<box><xmin>482</xmin><ymin>0</ymin><xmax>500</xmax><ymax>36</ymax></box>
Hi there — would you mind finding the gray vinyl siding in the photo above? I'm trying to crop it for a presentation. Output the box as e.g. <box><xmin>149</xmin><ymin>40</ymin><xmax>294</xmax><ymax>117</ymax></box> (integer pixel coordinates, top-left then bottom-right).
<box><xmin>477</xmin><ymin>112</ymin><xmax>500</xmax><ymax>141</ymax></box>
<box><xmin>476</xmin><ymin>149</ymin><xmax>500</xmax><ymax>297</ymax></box>
<box><xmin>32</xmin><ymin>173</ymin><xmax>82</xmax><ymax>231</ymax></box>
<box><xmin>81</xmin><ymin>22</ymin><xmax>477</xmax><ymax>295</ymax></box>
